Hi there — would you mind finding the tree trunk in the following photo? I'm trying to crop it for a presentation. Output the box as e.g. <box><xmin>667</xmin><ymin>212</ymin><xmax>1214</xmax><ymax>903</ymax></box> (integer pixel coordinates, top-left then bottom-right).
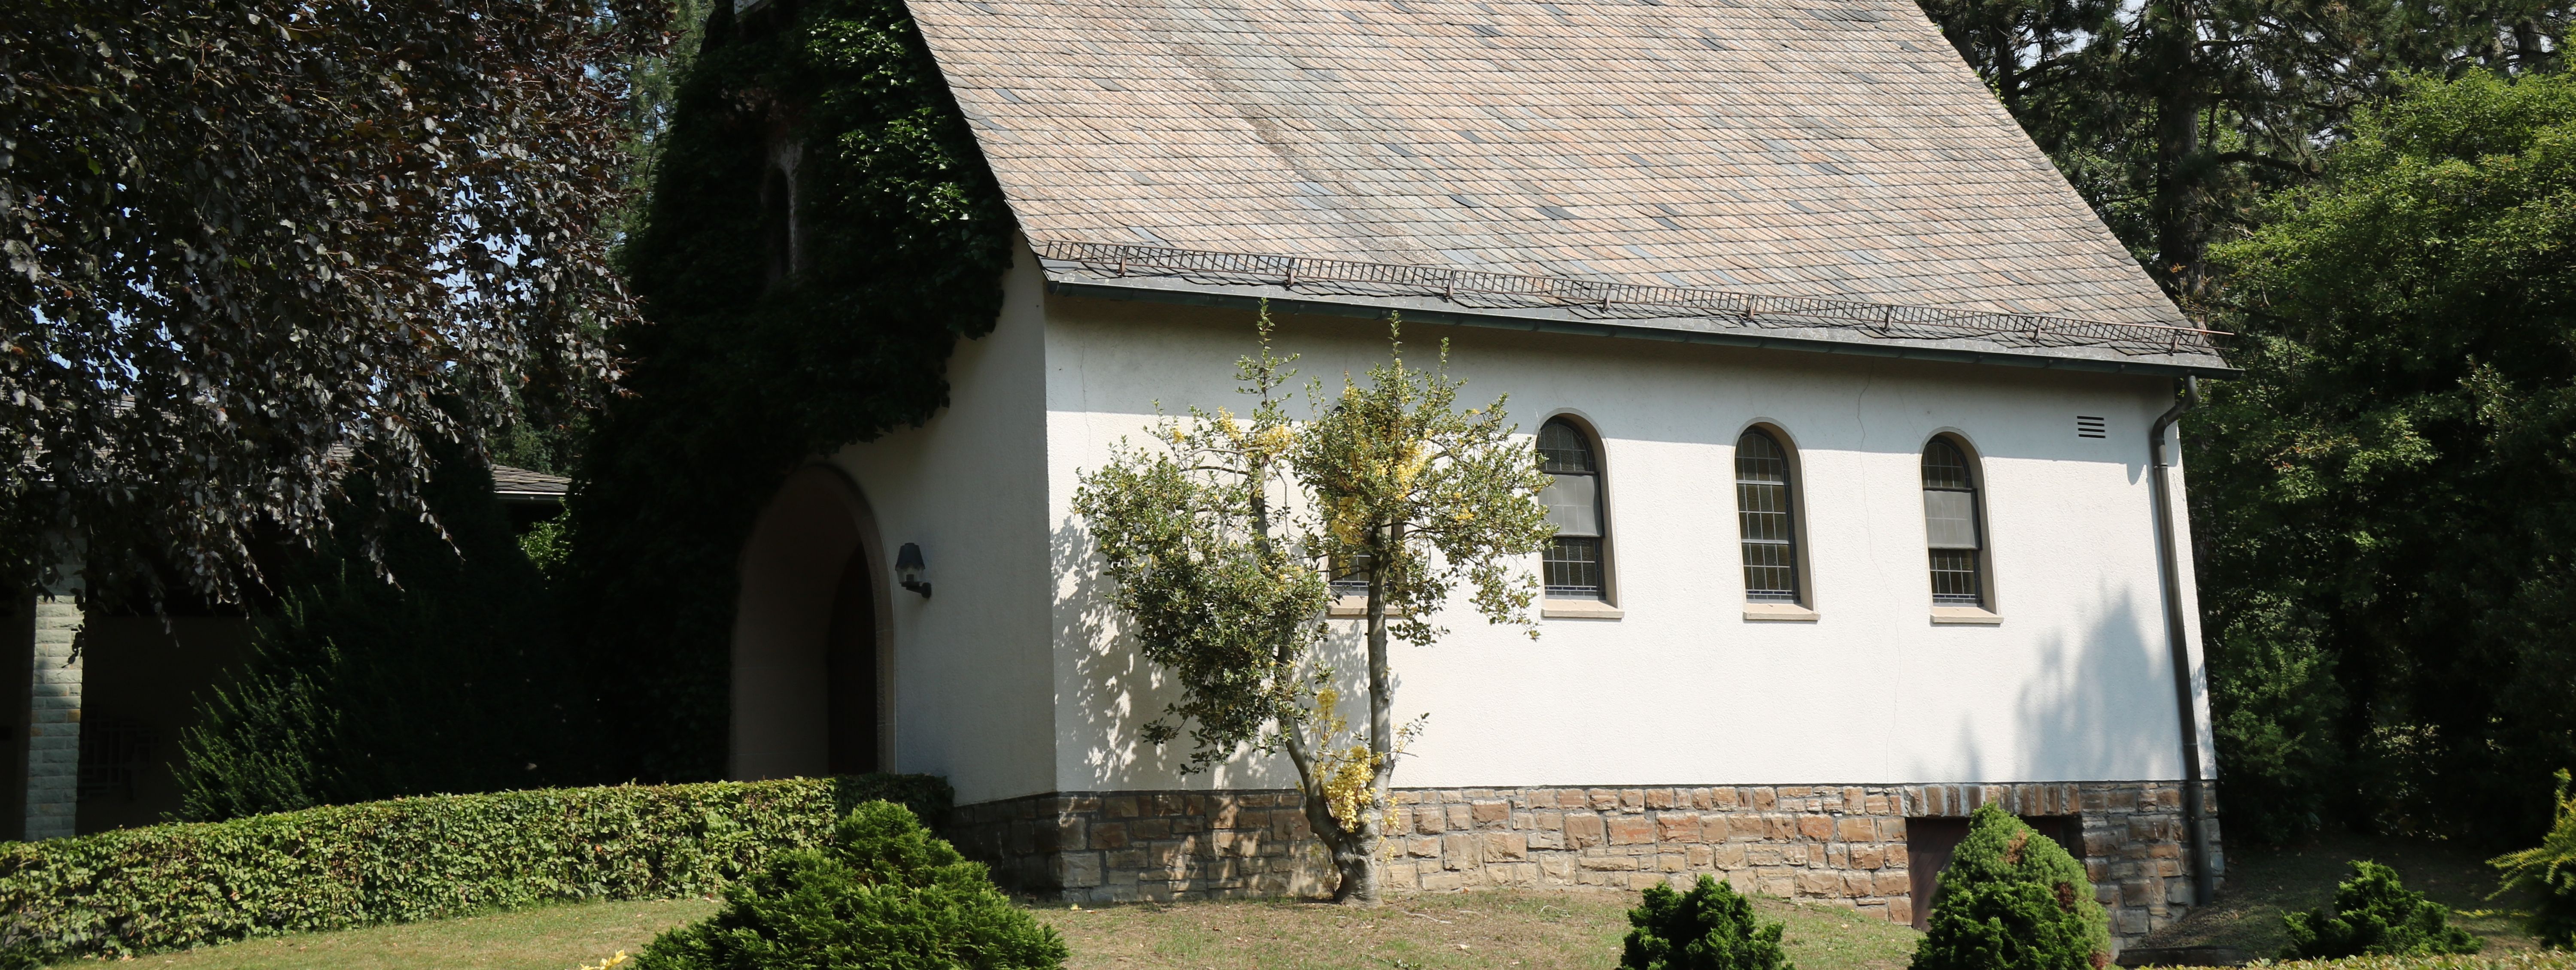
<box><xmin>1331</xmin><ymin>523</ymin><xmax>1403</xmax><ymax>906</ymax></box>
<box><xmin>1990</xmin><ymin>21</ymin><xmax>2022</xmax><ymax>114</ymax></box>
<box><xmin>1327</xmin><ymin>813</ymin><xmax>1381</xmax><ymax>905</ymax></box>
<box><xmin>2146</xmin><ymin>0</ymin><xmax>2206</xmax><ymax>296</ymax></box>
<box><xmin>1278</xmin><ymin>707</ymin><xmax>1379</xmax><ymax>904</ymax></box>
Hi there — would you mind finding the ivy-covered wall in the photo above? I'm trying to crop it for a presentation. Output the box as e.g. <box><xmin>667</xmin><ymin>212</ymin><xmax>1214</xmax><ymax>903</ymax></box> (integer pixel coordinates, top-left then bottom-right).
<box><xmin>569</xmin><ymin>0</ymin><xmax>1015</xmax><ymax>781</ymax></box>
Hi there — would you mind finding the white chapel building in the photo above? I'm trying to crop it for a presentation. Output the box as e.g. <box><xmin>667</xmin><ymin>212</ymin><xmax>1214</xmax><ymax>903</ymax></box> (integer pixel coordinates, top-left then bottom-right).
<box><xmin>722</xmin><ymin>0</ymin><xmax>2234</xmax><ymax>943</ymax></box>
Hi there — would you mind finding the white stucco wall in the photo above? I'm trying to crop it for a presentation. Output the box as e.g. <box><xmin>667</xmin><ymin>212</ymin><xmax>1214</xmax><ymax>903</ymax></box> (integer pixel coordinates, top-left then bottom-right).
<box><xmin>1041</xmin><ymin>293</ymin><xmax>2218</xmax><ymax>795</ymax></box>
<box><xmin>823</xmin><ymin>244</ymin><xmax>1057</xmax><ymax>805</ymax></box>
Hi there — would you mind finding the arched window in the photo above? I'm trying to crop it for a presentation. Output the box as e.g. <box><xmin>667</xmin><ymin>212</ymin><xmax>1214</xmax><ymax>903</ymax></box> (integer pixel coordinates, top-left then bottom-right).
<box><xmin>1920</xmin><ymin>437</ymin><xmax>1986</xmax><ymax>606</ymax></box>
<box><xmin>1735</xmin><ymin>430</ymin><xmax>1800</xmax><ymax>603</ymax></box>
<box><xmin>1538</xmin><ymin>418</ymin><xmax>1607</xmax><ymax>600</ymax></box>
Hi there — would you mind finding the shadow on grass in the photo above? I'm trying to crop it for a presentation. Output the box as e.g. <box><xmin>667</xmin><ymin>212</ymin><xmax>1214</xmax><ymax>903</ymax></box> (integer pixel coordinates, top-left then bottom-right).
<box><xmin>2142</xmin><ymin>835</ymin><xmax>2540</xmax><ymax>958</ymax></box>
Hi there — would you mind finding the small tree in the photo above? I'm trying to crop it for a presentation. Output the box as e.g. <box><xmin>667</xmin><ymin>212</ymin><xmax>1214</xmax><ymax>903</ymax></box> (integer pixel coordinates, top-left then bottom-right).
<box><xmin>635</xmin><ymin>801</ymin><xmax>1066</xmax><ymax>970</ymax></box>
<box><xmin>1072</xmin><ymin>310</ymin><xmax>1551</xmax><ymax>904</ymax></box>
<box><xmin>2492</xmin><ymin>769</ymin><xmax>2576</xmax><ymax>949</ymax></box>
<box><xmin>2282</xmin><ymin>861</ymin><xmax>2482</xmax><ymax>959</ymax></box>
<box><xmin>1909</xmin><ymin>805</ymin><xmax>2110</xmax><ymax>970</ymax></box>
<box><xmin>1622</xmin><ymin>875</ymin><xmax>1795</xmax><ymax>970</ymax></box>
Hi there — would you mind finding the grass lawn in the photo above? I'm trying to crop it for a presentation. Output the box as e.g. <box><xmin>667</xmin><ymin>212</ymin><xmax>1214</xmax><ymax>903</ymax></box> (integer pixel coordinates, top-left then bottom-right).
<box><xmin>72</xmin><ymin>888</ymin><xmax>1910</xmax><ymax>970</ymax></box>
<box><xmin>1030</xmin><ymin>889</ymin><xmax>1917</xmax><ymax>970</ymax></box>
<box><xmin>71</xmin><ymin>837</ymin><xmax>2553</xmax><ymax>970</ymax></box>
<box><xmin>2142</xmin><ymin>834</ymin><xmax>2542</xmax><ymax>958</ymax></box>
<box><xmin>84</xmin><ymin>897</ymin><xmax>720</xmax><ymax>970</ymax></box>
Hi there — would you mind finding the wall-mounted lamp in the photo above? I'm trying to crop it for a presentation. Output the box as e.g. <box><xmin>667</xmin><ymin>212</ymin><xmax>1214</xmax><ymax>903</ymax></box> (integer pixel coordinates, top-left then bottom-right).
<box><xmin>895</xmin><ymin>543</ymin><xmax>931</xmax><ymax>599</ymax></box>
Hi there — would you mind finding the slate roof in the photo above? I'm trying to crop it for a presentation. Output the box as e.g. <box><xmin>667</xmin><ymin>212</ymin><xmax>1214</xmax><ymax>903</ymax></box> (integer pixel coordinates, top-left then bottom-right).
<box><xmin>490</xmin><ymin>464</ymin><xmax>570</xmax><ymax>502</ymax></box>
<box><xmin>905</xmin><ymin>0</ymin><xmax>2227</xmax><ymax>370</ymax></box>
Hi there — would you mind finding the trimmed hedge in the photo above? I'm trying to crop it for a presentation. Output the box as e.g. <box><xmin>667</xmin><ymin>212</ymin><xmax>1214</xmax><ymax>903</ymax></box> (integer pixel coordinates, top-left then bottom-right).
<box><xmin>0</xmin><ymin>774</ymin><xmax>948</xmax><ymax>966</ymax></box>
<box><xmin>2247</xmin><ymin>957</ymin><xmax>2576</xmax><ymax>969</ymax></box>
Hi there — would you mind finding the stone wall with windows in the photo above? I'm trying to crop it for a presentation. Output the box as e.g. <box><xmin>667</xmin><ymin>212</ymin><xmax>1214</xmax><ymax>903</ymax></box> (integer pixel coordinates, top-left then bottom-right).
<box><xmin>949</xmin><ymin>780</ymin><xmax>2218</xmax><ymax>948</ymax></box>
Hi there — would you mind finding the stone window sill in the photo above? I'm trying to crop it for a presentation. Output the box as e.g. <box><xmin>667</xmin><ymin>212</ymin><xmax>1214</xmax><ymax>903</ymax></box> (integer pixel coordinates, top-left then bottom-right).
<box><xmin>1327</xmin><ymin>595</ymin><xmax>1412</xmax><ymax>618</ymax></box>
<box><xmin>1542</xmin><ymin>599</ymin><xmax>1624</xmax><ymax>619</ymax></box>
<box><xmin>1930</xmin><ymin>606</ymin><xmax>2003</xmax><ymax>625</ymax></box>
<box><xmin>1743</xmin><ymin>603</ymin><xmax>1819</xmax><ymax>622</ymax></box>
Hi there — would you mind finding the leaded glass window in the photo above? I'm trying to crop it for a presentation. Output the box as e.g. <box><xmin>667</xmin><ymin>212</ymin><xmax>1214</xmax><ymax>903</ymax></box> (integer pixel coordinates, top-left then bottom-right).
<box><xmin>1736</xmin><ymin>430</ymin><xmax>1799</xmax><ymax>603</ymax></box>
<box><xmin>1329</xmin><ymin>552</ymin><xmax>1372</xmax><ymax>597</ymax></box>
<box><xmin>1538</xmin><ymin>418</ymin><xmax>1606</xmax><ymax>599</ymax></box>
<box><xmin>1921</xmin><ymin>437</ymin><xmax>1984</xmax><ymax>606</ymax></box>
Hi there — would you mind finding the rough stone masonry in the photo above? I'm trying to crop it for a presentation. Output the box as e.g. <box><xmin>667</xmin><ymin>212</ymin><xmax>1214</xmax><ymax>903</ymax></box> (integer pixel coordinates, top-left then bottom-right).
<box><xmin>950</xmin><ymin>780</ymin><xmax>2221</xmax><ymax>948</ymax></box>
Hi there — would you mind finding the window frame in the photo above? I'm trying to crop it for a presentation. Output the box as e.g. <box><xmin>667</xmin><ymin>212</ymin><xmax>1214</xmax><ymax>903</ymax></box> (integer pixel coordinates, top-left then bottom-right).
<box><xmin>1919</xmin><ymin>431</ymin><xmax>2001</xmax><ymax>618</ymax></box>
<box><xmin>1732</xmin><ymin>423</ymin><xmax>1817</xmax><ymax>617</ymax></box>
<box><xmin>1536</xmin><ymin>413</ymin><xmax>1619</xmax><ymax>614</ymax></box>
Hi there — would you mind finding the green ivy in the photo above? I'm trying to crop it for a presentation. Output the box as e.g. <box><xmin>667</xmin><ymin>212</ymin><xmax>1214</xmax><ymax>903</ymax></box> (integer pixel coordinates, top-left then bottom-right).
<box><xmin>0</xmin><ymin>775</ymin><xmax>949</xmax><ymax>966</ymax></box>
<box><xmin>568</xmin><ymin>0</ymin><xmax>1015</xmax><ymax>780</ymax></box>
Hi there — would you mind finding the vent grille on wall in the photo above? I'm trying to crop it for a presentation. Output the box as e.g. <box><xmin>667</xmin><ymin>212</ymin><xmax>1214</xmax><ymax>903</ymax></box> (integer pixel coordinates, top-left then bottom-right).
<box><xmin>2076</xmin><ymin>415</ymin><xmax>2108</xmax><ymax>439</ymax></box>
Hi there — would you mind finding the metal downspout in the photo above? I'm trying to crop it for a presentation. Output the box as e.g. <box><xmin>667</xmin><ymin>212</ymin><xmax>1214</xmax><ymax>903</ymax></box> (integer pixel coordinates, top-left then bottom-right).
<box><xmin>2150</xmin><ymin>376</ymin><xmax>2217</xmax><ymax>906</ymax></box>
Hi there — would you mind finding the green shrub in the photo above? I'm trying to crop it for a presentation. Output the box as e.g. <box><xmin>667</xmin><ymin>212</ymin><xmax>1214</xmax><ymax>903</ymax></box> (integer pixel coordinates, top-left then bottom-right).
<box><xmin>1908</xmin><ymin>804</ymin><xmax>2111</xmax><ymax>970</ymax></box>
<box><xmin>635</xmin><ymin>801</ymin><xmax>1064</xmax><ymax>970</ymax></box>
<box><xmin>2283</xmin><ymin>861</ymin><xmax>2482</xmax><ymax>959</ymax></box>
<box><xmin>1620</xmin><ymin>874</ymin><xmax>1792</xmax><ymax>970</ymax></box>
<box><xmin>0</xmin><ymin>774</ymin><xmax>948</xmax><ymax>966</ymax></box>
<box><xmin>179</xmin><ymin>449</ymin><xmax>607</xmax><ymax>820</ymax></box>
<box><xmin>2494</xmin><ymin>769</ymin><xmax>2576</xmax><ymax>949</ymax></box>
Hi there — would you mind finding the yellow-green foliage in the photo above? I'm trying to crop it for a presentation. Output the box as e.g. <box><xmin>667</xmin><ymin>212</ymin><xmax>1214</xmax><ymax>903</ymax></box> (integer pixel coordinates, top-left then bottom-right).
<box><xmin>1071</xmin><ymin>311</ymin><xmax>1552</xmax><ymax>900</ymax></box>
<box><xmin>0</xmin><ymin>775</ymin><xmax>947</xmax><ymax>966</ymax></box>
<box><xmin>2494</xmin><ymin>769</ymin><xmax>2576</xmax><ymax>949</ymax></box>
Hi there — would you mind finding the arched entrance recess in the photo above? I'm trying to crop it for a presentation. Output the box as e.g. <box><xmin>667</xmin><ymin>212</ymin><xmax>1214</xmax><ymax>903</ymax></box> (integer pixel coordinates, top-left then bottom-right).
<box><xmin>731</xmin><ymin>465</ymin><xmax>891</xmax><ymax>779</ymax></box>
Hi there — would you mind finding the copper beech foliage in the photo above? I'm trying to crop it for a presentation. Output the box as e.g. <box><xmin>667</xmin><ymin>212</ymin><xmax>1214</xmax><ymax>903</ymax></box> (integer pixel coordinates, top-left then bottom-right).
<box><xmin>1</xmin><ymin>0</ymin><xmax>669</xmax><ymax>603</ymax></box>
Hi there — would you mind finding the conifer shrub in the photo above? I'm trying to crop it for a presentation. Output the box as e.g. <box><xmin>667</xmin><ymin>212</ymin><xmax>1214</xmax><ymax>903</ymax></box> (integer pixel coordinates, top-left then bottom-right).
<box><xmin>635</xmin><ymin>800</ymin><xmax>1064</xmax><ymax>970</ymax></box>
<box><xmin>2283</xmin><ymin>861</ymin><xmax>2482</xmax><ymax>959</ymax></box>
<box><xmin>2493</xmin><ymin>770</ymin><xmax>2576</xmax><ymax>949</ymax></box>
<box><xmin>1908</xmin><ymin>804</ymin><xmax>2111</xmax><ymax>970</ymax></box>
<box><xmin>1620</xmin><ymin>874</ymin><xmax>1793</xmax><ymax>970</ymax></box>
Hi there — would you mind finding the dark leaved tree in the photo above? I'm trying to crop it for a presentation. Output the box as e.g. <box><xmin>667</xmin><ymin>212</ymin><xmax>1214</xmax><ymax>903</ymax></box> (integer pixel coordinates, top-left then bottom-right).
<box><xmin>2</xmin><ymin>0</ymin><xmax>665</xmax><ymax>603</ymax></box>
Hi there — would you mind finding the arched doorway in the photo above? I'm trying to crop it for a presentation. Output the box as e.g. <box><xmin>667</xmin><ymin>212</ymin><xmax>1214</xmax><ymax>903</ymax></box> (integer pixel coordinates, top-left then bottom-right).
<box><xmin>731</xmin><ymin>465</ymin><xmax>890</xmax><ymax>779</ymax></box>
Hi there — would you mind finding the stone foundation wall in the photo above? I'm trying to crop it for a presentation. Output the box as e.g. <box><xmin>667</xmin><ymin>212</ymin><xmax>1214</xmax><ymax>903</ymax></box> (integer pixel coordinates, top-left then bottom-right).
<box><xmin>948</xmin><ymin>780</ymin><xmax>2218</xmax><ymax>947</ymax></box>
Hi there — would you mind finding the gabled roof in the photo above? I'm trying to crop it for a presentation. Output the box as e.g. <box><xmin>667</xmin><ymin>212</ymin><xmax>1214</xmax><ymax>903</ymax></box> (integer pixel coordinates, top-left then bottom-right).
<box><xmin>490</xmin><ymin>464</ymin><xmax>570</xmax><ymax>503</ymax></box>
<box><xmin>906</xmin><ymin>0</ymin><xmax>2228</xmax><ymax>374</ymax></box>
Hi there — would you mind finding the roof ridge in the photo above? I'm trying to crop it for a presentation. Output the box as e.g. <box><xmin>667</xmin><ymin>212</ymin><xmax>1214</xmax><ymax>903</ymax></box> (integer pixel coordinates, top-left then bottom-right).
<box><xmin>1036</xmin><ymin>239</ymin><xmax>2227</xmax><ymax>358</ymax></box>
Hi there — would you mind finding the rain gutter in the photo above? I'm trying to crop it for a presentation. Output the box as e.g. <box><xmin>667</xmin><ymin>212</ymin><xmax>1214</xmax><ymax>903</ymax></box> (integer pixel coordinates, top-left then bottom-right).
<box><xmin>2149</xmin><ymin>376</ymin><xmax>2218</xmax><ymax>906</ymax></box>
